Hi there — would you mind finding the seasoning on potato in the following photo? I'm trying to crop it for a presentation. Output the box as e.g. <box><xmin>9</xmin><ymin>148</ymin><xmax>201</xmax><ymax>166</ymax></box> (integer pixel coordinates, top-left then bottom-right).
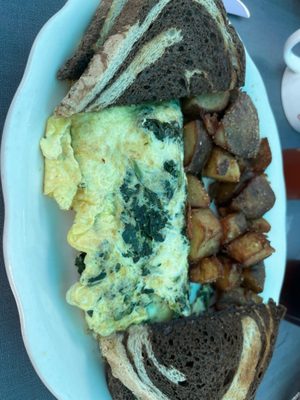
<box><xmin>248</xmin><ymin>217</ymin><xmax>271</xmax><ymax>233</ymax></box>
<box><xmin>250</xmin><ymin>138</ymin><xmax>272</xmax><ymax>173</ymax></box>
<box><xmin>213</xmin><ymin>91</ymin><xmax>260</xmax><ymax>159</ymax></box>
<box><xmin>220</xmin><ymin>212</ymin><xmax>247</xmax><ymax>244</ymax></box>
<box><xmin>230</xmin><ymin>175</ymin><xmax>276</xmax><ymax>219</ymax></box>
<box><xmin>209</xmin><ymin>169</ymin><xmax>254</xmax><ymax>206</ymax></box>
<box><xmin>187</xmin><ymin>174</ymin><xmax>210</xmax><ymax>208</ymax></box>
<box><xmin>189</xmin><ymin>208</ymin><xmax>222</xmax><ymax>262</ymax></box>
<box><xmin>215</xmin><ymin>256</ymin><xmax>242</xmax><ymax>292</ymax></box>
<box><xmin>183</xmin><ymin>120</ymin><xmax>212</xmax><ymax>174</ymax></box>
<box><xmin>189</xmin><ymin>256</ymin><xmax>223</xmax><ymax>284</ymax></box>
<box><xmin>203</xmin><ymin>147</ymin><xmax>241</xmax><ymax>182</ymax></box>
<box><xmin>226</xmin><ymin>232</ymin><xmax>275</xmax><ymax>267</ymax></box>
<box><xmin>242</xmin><ymin>262</ymin><xmax>266</xmax><ymax>294</ymax></box>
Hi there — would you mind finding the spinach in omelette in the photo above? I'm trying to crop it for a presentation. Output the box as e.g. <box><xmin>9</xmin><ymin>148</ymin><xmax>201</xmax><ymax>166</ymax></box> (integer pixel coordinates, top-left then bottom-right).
<box><xmin>41</xmin><ymin>100</ymin><xmax>191</xmax><ymax>337</ymax></box>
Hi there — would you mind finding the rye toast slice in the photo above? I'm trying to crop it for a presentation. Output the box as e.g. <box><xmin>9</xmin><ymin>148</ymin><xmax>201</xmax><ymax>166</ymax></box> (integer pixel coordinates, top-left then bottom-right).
<box><xmin>102</xmin><ymin>301</ymin><xmax>285</xmax><ymax>400</ymax></box>
<box><xmin>56</xmin><ymin>0</ymin><xmax>245</xmax><ymax>116</ymax></box>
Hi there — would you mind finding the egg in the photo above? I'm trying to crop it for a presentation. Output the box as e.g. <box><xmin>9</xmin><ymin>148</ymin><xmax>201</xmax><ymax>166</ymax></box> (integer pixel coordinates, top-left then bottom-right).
<box><xmin>40</xmin><ymin>116</ymin><xmax>81</xmax><ymax>210</ymax></box>
<box><xmin>41</xmin><ymin>100</ymin><xmax>190</xmax><ymax>336</ymax></box>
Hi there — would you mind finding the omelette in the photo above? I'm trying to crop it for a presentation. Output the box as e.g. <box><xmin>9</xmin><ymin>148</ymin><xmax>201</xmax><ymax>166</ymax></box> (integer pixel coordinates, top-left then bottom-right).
<box><xmin>41</xmin><ymin>100</ymin><xmax>192</xmax><ymax>337</ymax></box>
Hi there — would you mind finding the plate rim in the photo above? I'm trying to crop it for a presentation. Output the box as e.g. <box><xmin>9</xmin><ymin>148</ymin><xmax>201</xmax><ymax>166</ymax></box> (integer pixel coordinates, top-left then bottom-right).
<box><xmin>1</xmin><ymin>1</ymin><xmax>82</xmax><ymax>399</ymax></box>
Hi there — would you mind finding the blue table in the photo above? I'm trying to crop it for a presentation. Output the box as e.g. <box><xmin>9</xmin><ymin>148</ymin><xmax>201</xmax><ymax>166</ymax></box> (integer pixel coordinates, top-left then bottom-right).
<box><xmin>1</xmin><ymin>1</ymin><xmax>300</xmax><ymax>399</ymax></box>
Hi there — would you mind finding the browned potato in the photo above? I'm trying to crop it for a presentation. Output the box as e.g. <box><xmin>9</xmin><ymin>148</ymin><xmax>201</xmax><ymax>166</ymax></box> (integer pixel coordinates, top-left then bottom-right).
<box><xmin>203</xmin><ymin>147</ymin><xmax>241</xmax><ymax>182</ymax></box>
<box><xmin>216</xmin><ymin>287</ymin><xmax>263</xmax><ymax>310</ymax></box>
<box><xmin>236</xmin><ymin>139</ymin><xmax>272</xmax><ymax>175</ymax></box>
<box><xmin>236</xmin><ymin>157</ymin><xmax>251</xmax><ymax>173</ymax></box>
<box><xmin>221</xmin><ymin>212</ymin><xmax>247</xmax><ymax>244</ymax></box>
<box><xmin>183</xmin><ymin>121</ymin><xmax>197</xmax><ymax>166</ymax></box>
<box><xmin>217</xmin><ymin>206</ymin><xmax>232</xmax><ymax>217</ymax></box>
<box><xmin>226</xmin><ymin>232</ymin><xmax>275</xmax><ymax>267</ymax></box>
<box><xmin>213</xmin><ymin>91</ymin><xmax>260</xmax><ymax>159</ymax></box>
<box><xmin>209</xmin><ymin>169</ymin><xmax>254</xmax><ymax>206</ymax></box>
<box><xmin>189</xmin><ymin>209</ymin><xmax>222</xmax><ymax>262</ymax></box>
<box><xmin>242</xmin><ymin>262</ymin><xmax>266</xmax><ymax>293</ymax></box>
<box><xmin>189</xmin><ymin>256</ymin><xmax>223</xmax><ymax>284</ymax></box>
<box><xmin>187</xmin><ymin>174</ymin><xmax>210</xmax><ymax>208</ymax></box>
<box><xmin>248</xmin><ymin>217</ymin><xmax>271</xmax><ymax>233</ymax></box>
<box><xmin>182</xmin><ymin>91</ymin><xmax>230</xmax><ymax>117</ymax></box>
<box><xmin>230</xmin><ymin>175</ymin><xmax>276</xmax><ymax>219</ymax></box>
<box><xmin>210</xmin><ymin>181</ymin><xmax>239</xmax><ymax>206</ymax></box>
<box><xmin>215</xmin><ymin>256</ymin><xmax>242</xmax><ymax>292</ymax></box>
<box><xmin>183</xmin><ymin>120</ymin><xmax>212</xmax><ymax>173</ymax></box>
<box><xmin>202</xmin><ymin>113</ymin><xmax>219</xmax><ymax>136</ymax></box>
<box><xmin>250</xmin><ymin>138</ymin><xmax>272</xmax><ymax>173</ymax></box>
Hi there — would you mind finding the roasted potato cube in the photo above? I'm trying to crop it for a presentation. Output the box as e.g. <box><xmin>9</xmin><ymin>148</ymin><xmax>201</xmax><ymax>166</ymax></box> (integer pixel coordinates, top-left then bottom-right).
<box><xmin>215</xmin><ymin>256</ymin><xmax>242</xmax><ymax>292</ymax></box>
<box><xmin>183</xmin><ymin>121</ymin><xmax>196</xmax><ymax>166</ymax></box>
<box><xmin>248</xmin><ymin>217</ymin><xmax>271</xmax><ymax>233</ymax></box>
<box><xmin>182</xmin><ymin>91</ymin><xmax>230</xmax><ymax>117</ymax></box>
<box><xmin>226</xmin><ymin>232</ymin><xmax>275</xmax><ymax>267</ymax></box>
<box><xmin>213</xmin><ymin>91</ymin><xmax>260</xmax><ymax>159</ymax></box>
<box><xmin>216</xmin><ymin>287</ymin><xmax>263</xmax><ymax>310</ymax></box>
<box><xmin>221</xmin><ymin>212</ymin><xmax>247</xmax><ymax>244</ymax></box>
<box><xmin>203</xmin><ymin>147</ymin><xmax>241</xmax><ymax>182</ymax></box>
<box><xmin>236</xmin><ymin>157</ymin><xmax>251</xmax><ymax>173</ymax></box>
<box><xmin>189</xmin><ymin>209</ymin><xmax>222</xmax><ymax>262</ymax></box>
<box><xmin>183</xmin><ymin>121</ymin><xmax>197</xmax><ymax>166</ymax></box>
<box><xmin>189</xmin><ymin>256</ymin><xmax>223</xmax><ymax>284</ymax></box>
<box><xmin>217</xmin><ymin>206</ymin><xmax>231</xmax><ymax>217</ymax></box>
<box><xmin>202</xmin><ymin>113</ymin><xmax>219</xmax><ymax>136</ymax></box>
<box><xmin>210</xmin><ymin>181</ymin><xmax>239</xmax><ymax>206</ymax></box>
<box><xmin>187</xmin><ymin>174</ymin><xmax>210</xmax><ymax>208</ymax></box>
<box><xmin>209</xmin><ymin>169</ymin><xmax>254</xmax><ymax>206</ymax></box>
<box><xmin>230</xmin><ymin>175</ymin><xmax>276</xmax><ymax>219</ymax></box>
<box><xmin>242</xmin><ymin>262</ymin><xmax>266</xmax><ymax>293</ymax></box>
<box><xmin>250</xmin><ymin>138</ymin><xmax>272</xmax><ymax>173</ymax></box>
<box><xmin>183</xmin><ymin>120</ymin><xmax>212</xmax><ymax>173</ymax></box>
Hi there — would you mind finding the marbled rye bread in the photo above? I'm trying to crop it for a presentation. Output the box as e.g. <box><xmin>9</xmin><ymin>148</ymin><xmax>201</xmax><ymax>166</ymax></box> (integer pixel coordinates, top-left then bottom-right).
<box><xmin>102</xmin><ymin>301</ymin><xmax>285</xmax><ymax>400</ymax></box>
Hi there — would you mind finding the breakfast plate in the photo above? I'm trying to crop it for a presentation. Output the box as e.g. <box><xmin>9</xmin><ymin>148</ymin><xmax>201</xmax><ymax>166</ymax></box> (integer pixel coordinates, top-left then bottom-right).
<box><xmin>1</xmin><ymin>0</ymin><xmax>286</xmax><ymax>399</ymax></box>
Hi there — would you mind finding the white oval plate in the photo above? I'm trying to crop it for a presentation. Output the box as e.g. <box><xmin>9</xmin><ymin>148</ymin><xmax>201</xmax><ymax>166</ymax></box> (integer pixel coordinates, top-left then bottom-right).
<box><xmin>1</xmin><ymin>1</ymin><xmax>286</xmax><ymax>399</ymax></box>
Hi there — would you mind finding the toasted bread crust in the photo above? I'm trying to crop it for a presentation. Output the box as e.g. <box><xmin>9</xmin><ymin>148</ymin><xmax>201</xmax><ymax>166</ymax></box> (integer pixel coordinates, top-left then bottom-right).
<box><xmin>57</xmin><ymin>0</ymin><xmax>113</xmax><ymax>81</ymax></box>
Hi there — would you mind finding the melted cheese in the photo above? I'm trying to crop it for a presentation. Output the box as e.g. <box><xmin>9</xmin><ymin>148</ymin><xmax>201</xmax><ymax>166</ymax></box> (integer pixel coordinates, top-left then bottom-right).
<box><xmin>41</xmin><ymin>100</ymin><xmax>190</xmax><ymax>336</ymax></box>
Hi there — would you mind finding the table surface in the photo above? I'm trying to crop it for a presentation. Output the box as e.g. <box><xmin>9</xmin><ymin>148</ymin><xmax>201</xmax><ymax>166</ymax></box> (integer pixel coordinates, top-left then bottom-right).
<box><xmin>1</xmin><ymin>1</ymin><xmax>300</xmax><ymax>399</ymax></box>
